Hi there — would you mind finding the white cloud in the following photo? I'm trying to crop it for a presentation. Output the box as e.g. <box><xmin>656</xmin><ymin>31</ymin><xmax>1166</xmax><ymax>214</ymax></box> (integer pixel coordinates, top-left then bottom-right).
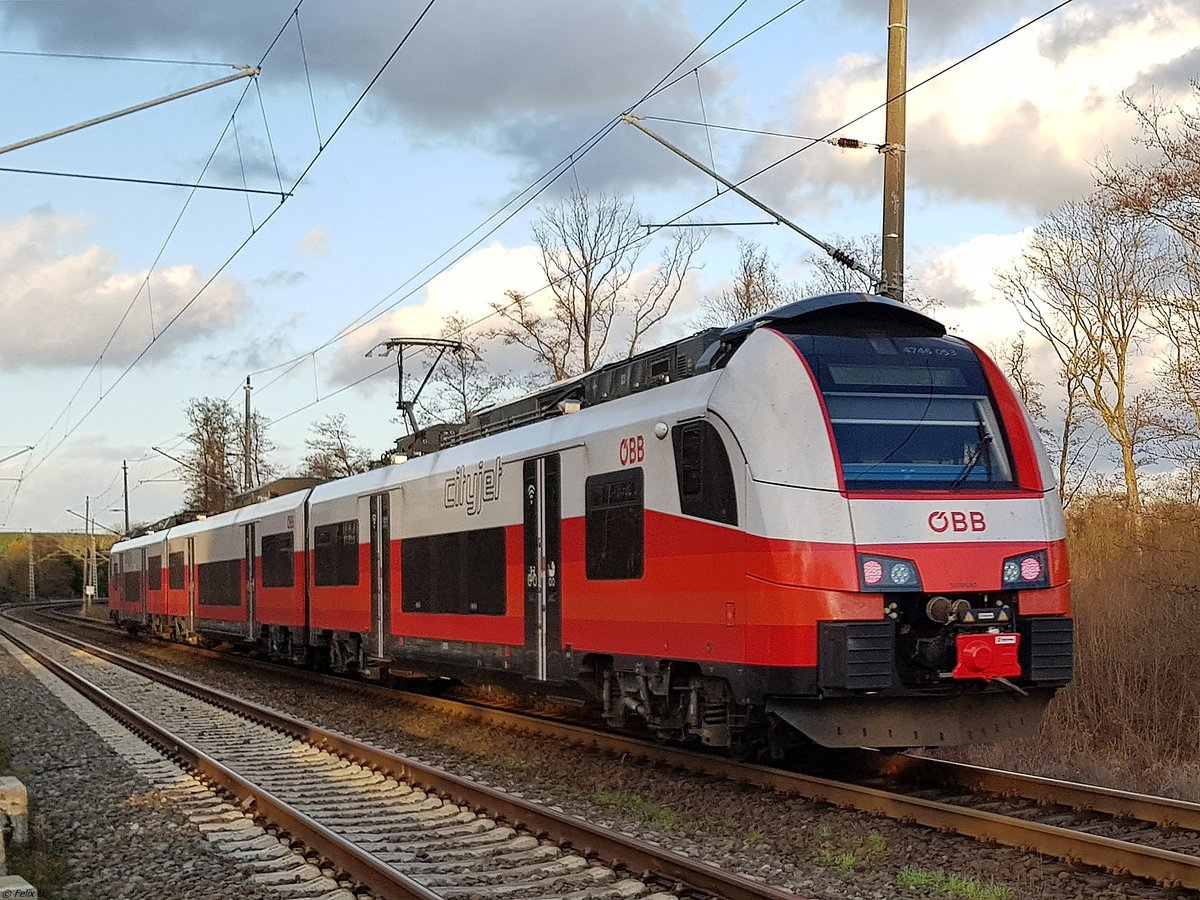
<box><xmin>0</xmin><ymin>1</ymin><xmax>728</xmax><ymax>190</ymax></box>
<box><xmin>910</xmin><ymin>231</ymin><xmax>1031</xmax><ymax>343</ymax></box>
<box><xmin>0</xmin><ymin>211</ymin><xmax>248</xmax><ymax>370</ymax></box>
<box><xmin>297</xmin><ymin>225</ymin><xmax>328</xmax><ymax>257</ymax></box>
<box><xmin>326</xmin><ymin>241</ymin><xmax>546</xmax><ymax>383</ymax></box>
<box><xmin>746</xmin><ymin>3</ymin><xmax>1200</xmax><ymax>216</ymax></box>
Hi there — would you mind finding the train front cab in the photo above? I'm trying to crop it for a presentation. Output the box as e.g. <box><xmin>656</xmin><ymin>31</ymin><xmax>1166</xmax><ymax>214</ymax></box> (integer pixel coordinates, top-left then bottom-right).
<box><xmin>710</xmin><ymin>296</ymin><xmax>1072</xmax><ymax>748</ymax></box>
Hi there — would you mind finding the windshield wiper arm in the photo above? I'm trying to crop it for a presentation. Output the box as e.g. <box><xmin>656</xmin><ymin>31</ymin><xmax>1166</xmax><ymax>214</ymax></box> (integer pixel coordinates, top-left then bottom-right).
<box><xmin>950</xmin><ymin>434</ymin><xmax>992</xmax><ymax>491</ymax></box>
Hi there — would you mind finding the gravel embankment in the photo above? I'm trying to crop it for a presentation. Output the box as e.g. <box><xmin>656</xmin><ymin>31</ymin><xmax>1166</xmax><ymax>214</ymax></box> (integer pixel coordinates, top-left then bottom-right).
<box><xmin>52</xmin><ymin>611</ymin><xmax>1173</xmax><ymax>900</ymax></box>
<box><xmin>0</xmin><ymin>636</ymin><xmax>284</xmax><ymax>900</ymax></box>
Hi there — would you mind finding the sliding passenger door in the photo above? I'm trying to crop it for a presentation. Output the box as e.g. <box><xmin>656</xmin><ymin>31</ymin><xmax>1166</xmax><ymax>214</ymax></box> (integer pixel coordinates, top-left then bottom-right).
<box><xmin>186</xmin><ymin>537</ymin><xmax>196</xmax><ymax>633</ymax></box>
<box><xmin>523</xmin><ymin>454</ymin><xmax>562</xmax><ymax>681</ymax></box>
<box><xmin>244</xmin><ymin>523</ymin><xmax>257</xmax><ymax>640</ymax></box>
<box><xmin>369</xmin><ymin>492</ymin><xmax>391</xmax><ymax>659</ymax></box>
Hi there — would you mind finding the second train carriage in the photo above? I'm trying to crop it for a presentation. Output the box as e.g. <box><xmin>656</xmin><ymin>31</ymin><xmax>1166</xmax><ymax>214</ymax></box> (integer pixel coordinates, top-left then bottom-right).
<box><xmin>110</xmin><ymin>293</ymin><xmax>1073</xmax><ymax>751</ymax></box>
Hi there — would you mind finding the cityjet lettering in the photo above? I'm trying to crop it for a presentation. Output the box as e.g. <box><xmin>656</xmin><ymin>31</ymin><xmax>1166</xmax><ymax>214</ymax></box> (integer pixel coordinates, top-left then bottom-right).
<box><xmin>444</xmin><ymin>458</ymin><xmax>503</xmax><ymax>516</ymax></box>
<box><xmin>928</xmin><ymin>510</ymin><xmax>986</xmax><ymax>533</ymax></box>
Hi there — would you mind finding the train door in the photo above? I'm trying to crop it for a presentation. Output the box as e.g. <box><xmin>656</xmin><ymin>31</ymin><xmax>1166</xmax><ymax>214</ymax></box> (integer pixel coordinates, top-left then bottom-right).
<box><xmin>186</xmin><ymin>537</ymin><xmax>196</xmax><ymax>634</ymax></box>
<box><xmin>244</xmin><ymin>523</ymin><xmax>257</xmax><ymax>640</ymax></box>
<box><xmin>369</xmin><ymin>493</ymin><xmax>391</xmax><ymax>659</ymax></box>
<box><xmin>523</xmin><ymin>454</ymin><xmax>562</xmax><ymax>681</ymax></box>
<box><xmin>137</xmin><ymin>549</ymin><xmax>148</xmax><ymax>622</ymax></box>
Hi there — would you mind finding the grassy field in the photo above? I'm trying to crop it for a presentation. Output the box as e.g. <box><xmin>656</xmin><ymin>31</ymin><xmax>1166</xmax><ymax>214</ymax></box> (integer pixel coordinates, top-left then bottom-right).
<box><xmin>0</xmin><ymin>532</ymin><xmax>117</xmax><ymax>555</ymax></box>
<box><xmin>956</xmin><ymin>495</ymin><xmax>1200</xmax><ymax>800</ymax></box>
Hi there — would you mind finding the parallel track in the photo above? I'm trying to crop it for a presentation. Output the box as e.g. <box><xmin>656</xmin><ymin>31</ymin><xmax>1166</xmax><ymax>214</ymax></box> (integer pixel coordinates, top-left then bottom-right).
<box><xmin>1</xmin><ymin>610</ymin><xmax>798</xmax><ymax>900</ymax></box>
<box><xmin>35</xmin><ymin>605</ymin><xmax>1200</xmax><ymax>890</ymax></box>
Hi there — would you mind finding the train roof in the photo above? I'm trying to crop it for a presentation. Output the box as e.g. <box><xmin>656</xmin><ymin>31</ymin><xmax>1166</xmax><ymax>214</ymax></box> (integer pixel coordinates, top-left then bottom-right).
<box><xmin>720</xmin><ymin>292</ymin><xmax>946</xmax><ymax>339</ymax></box>
<box><xmin>112</xmin><ymin>530</ymin><xmax>164</xmax><ymax>552</ymax></box>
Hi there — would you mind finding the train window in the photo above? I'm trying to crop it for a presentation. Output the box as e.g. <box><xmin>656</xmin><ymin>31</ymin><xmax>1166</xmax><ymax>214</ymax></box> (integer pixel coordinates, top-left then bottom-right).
<box><xmin>261</xmin><ymin>532</ymin><xmax>294</xmax><ymax>588</ymax></box>
<box><xmin>147</xmin><ymin>555</ymin><xmax>162</xmax><ymax>591</ymax></box>
<box><xmin>122</xmin><ymin>569</ymin><xmax>142</xmax><ymax>603</ymax></box>
<box><xmin>792</xmin><ymin>333</ymin><xmax>1016</xmax><ymax>489</ymax></box>
<box><xmin>313</xmin><ymin>520</ymin><xmax>359</xmax><ymax>586</ymax></box>
<box><xmin>168</xmin><ymin>552</ymin><xmax>185</xmax><ymax>590</ymax></box>
<box><xmin>585</xmin><ymin>468</ymin><xmax>644</xmax><ymax>580</ymax></box>
<box><xmin>672</xmin><ymin>421</ymin><xmax>738</xmax><ymax>525</ymax></box>
<box><xmin>401</xmin><ymin>527</ymin><xmax>506</xmax><ymax>615</ymax></box>
<box><xmin>197</xmin><ymin>559</ymin><xmax>242</xmax><ymax>606</ymax></box>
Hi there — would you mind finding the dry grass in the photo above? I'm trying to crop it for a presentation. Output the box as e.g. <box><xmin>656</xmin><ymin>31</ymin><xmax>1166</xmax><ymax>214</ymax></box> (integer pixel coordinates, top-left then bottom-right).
<box><xmin>956</xmin><ymin>494</ymin><xmax>1200</xmax><ymax>800</ymax></box>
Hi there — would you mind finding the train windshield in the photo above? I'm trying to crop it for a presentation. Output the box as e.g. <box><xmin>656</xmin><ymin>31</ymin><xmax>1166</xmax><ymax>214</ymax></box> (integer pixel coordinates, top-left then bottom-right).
<box><xmin>791</xmin><ymin>333</ymin><xmax>1015</xmax><ymax>490</ymax></box>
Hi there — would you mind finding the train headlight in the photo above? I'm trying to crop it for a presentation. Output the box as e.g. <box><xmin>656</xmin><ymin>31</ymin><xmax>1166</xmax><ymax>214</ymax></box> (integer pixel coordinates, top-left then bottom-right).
<box><xmin>1001</xmin><ymin>550</ymin><xmax>1049</xmax><ymax>589</ymax></box>
<box><xmin>858</xmin><ymin>554</ymin><xmax>923</xmax><ymax>592</ymax></box>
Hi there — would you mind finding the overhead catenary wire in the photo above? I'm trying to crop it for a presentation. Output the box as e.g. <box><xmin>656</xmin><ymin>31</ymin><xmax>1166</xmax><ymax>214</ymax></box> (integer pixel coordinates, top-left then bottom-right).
<box><xmin>13</xmin><ymin>0</ymin><xmax>440</xmax><ymax>497</ymax></box>
<box><xmin>0</xmin><ymin>165</ymin><xmax>295</xmax><ymax>194</ymax></box>
<box><xmin>244</xmin><ymin>0</ymin><xmax>766</xmax><ymax>385</ymax></box>
<box><xmin>636</xmin><ymin>114</ymin><xmax>884</xmax><ymax>148</ymax></box>
<box><xmin>0</xmin><ymin>48</ymin><xmax>235</xmax><ymax>68</ymax></box>
<box><xmin>248</xmin><ymin>0</ymin><xmax>1082</xmax><ymax>435</ymax></box>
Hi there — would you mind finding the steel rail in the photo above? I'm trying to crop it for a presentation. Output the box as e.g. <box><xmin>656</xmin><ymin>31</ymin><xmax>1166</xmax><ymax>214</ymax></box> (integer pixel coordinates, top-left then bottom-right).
<box><xmin>5</xmin><ymin>613</ymin><xmax>798</xmax><ymax>900</ymax></box>
<box><xmin>0</xmin><ymin>625</ymin><xmax>441</xmax><ymax>900</ymax></box>
<box><xmin>37</xmin><ymin>606</ymin><xmax>1200</xmax><ymax>888</ymax></box>
<box><xmin>871</xmin><ymin>752</ymin><xmax>1200</xmax><ymax>831</ymax></box>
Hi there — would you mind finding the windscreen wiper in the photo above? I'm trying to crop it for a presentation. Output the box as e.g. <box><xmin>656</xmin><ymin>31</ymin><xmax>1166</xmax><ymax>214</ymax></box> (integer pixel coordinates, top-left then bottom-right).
<box><xmin>950</xmin><ymin>432</ymin><xmax>993</xmax><ymax>491</ymax></box>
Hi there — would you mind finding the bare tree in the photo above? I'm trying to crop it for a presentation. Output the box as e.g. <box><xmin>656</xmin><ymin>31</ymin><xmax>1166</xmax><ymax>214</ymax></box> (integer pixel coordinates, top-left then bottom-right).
<box><xmin>417</xmin><ymin>315</ymin><xmax>509</xmax><ymax>424</ymax></box>
<box><xmin>238</xmin><ymin>410</ymin><xmax>276</xmax><ymax>490</ymax></box>
<box><xmin>696</xmin><ymin>240</ymin><xmax>799</xmax><ymax>327</ymax></box>
<box><xmin>800</xmin><ymin>234</ymin><xmax>882</xmax><ymax>296</ymax></box>
<box><xmin>181</xmin><ymin>397</ymin><xmax>240</xmax><ymax>513</ymax></box>
<box><xmin>993</xmin><ymin>331</ymin><xmax>1099</xmax><ymax>507</ymax></box>
<box><xmin>492</xmin><ymin>191</ymin><xmax>705</xmax><ymax>380</ymax></box>
<box><xmin>1100</xmin><ymin>82</ymin><xmax>1200</xmax><ymax>248</ymax></box>
<box><xmin>301</xmin><ymin>414</ymin><xmax>372</xmax><ymax>479</ymax></box>
<box><xmin>993</xmin><ymin>332</ymin><xmax>1047</xmax><ymax>423</ymax></box>
<box><xmin>800</xmin><ymin>233</ymin><xmax>942</xmax><ymax>312</ymax></box>
<box><xmin>997</xmin><ymin>195</ymin><xmax>1166</xmax><ymax>511</ymax></box>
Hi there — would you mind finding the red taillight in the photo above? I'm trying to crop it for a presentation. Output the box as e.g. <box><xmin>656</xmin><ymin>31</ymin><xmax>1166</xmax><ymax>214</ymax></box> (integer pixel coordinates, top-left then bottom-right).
<box><xmin>1020</xmin><ymin>556</ymin><xmax>1042</xmax><ymax>582</ymax></box>
<box><xmin>1001</xmin><ymin>550</ymin><xmax>1050</xmax><ymax>589</ymax></box>
<box><xmin>858</xmin><ymin>554</ymin><xmax>921</xmax><ymax>591</ymax></box>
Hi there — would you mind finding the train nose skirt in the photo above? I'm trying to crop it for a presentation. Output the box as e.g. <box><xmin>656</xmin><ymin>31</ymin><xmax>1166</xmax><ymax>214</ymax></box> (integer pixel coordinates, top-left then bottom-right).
<box><xmin>766</xmin><ymin>690</ymin><xmax>1054</xmax><ymax>748</ymax></box>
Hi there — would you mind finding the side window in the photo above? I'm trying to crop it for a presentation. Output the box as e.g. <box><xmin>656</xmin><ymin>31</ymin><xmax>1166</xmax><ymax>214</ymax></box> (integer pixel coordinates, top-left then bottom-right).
<box><xmin>147</xmin><ymin>554</ymin><xmax>162</xmax><ymax>591</ymax></box>
<box><xmin>197</xmin><ymin>559</ymin><xmax>242</xmax><ymax>606</ymax></box>
<box><xmin>313</xmin><ymin>520</ymin><xmax>359</xmax><ymax>586</ymax></box>
<box><xmin>168</xmin><ymin>551</ymin><xmax>185</xmax><ymax>590</ymax></box>
<box><xmin>672</xmin><ymin>420</ymin><xmax>738</xmax><ymax>525</ymax></box>
<box><xmin>401</xmin><ymin>528</ymin><xmax>506</xmax><ymax>615</ymax></box>
<box><xmin>261</xmin><ymin>532</ymin><xmax>295</xmax><ymax>588</ymax></box>
<box><xmin>586</xmin><ymin>468</ymin><xmax>644</xmax><ymax>580</ymax></box>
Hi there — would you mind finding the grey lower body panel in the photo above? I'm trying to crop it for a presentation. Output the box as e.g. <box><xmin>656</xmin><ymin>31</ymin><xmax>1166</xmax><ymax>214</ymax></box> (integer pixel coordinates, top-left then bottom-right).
<box><xmin>766</xmin><ymin>689</ymin><xmax>1055</xmax><ymax>748</ymax></box>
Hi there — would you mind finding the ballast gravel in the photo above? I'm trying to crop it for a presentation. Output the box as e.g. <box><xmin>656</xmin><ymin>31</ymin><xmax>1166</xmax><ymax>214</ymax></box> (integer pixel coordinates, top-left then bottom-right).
<box><xmin>20</xmin><ymin>611</ymin><xmax>1187</xmax><ymax>900</ymax></box>
<box><xmin>0</xmin><ymin>637</ymin><xmax>289</xmax><ymax>900</ymax></box>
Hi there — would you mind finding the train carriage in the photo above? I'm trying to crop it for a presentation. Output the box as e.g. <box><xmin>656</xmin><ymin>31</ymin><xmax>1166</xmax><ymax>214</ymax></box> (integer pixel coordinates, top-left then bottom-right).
<box><xmin>109</xmin><ymin>293</ymin><xmax>1072</xmax><ymax>752</ymax></box>
<box><xmin>236</xmin><ymin>491</ymin><xmax>310</xmax><ymax>657</ymax></box>
<box><xmin>177</xmin><ymin>508</ymin><xmax>249</xmax><ymax>637</ymax></box>
<box><xmin>109</xmin><ymin>530</ymin><xmax>161</xmax><ymax>627</ymax></box>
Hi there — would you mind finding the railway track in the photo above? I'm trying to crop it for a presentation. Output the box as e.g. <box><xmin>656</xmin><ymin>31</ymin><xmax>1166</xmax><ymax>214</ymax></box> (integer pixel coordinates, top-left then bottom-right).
<box><xmin>0</xmin><ymin>611</ymin><xmax>798</xmax><ymax>900</ymax></box>
<box><xmin>32</xmin><ymin>605</ymin><xmax>1200</xmax><ymax>892</ymax></box>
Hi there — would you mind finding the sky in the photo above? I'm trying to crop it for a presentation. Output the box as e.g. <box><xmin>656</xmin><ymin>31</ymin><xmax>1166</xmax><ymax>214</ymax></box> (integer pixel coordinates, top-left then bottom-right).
<box><xmin>0</xmin><ymin>0</ymin><xmax>1197</xmax><ymax>534</ymax></box>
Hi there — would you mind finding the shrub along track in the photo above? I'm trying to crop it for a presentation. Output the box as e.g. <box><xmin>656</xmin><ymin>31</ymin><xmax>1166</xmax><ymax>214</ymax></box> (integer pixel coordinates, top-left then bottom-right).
<box><xmin>32</xmin><ymin>604</ymin><xmax>1200</xmax><ymax>893</ymax></box>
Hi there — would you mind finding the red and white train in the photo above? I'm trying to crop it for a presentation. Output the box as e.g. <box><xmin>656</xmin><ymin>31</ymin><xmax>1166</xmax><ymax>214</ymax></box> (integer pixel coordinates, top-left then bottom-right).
<box><xmin>110</xmin><ymin>293</ymin><xmax>1072</xmax><ymax>752</ymax></box>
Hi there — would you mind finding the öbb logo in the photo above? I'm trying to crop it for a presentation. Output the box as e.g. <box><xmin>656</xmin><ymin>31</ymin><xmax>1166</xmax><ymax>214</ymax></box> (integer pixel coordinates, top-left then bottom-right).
<box><xmin>928</xmin><ymin>510</ymin><xmax>986</xmax><ymax>533</ymax></box>
<box><xmin>620</xmin><ymin>434</ymin><xmax>645</xmax><ymax>466</ymax></box>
